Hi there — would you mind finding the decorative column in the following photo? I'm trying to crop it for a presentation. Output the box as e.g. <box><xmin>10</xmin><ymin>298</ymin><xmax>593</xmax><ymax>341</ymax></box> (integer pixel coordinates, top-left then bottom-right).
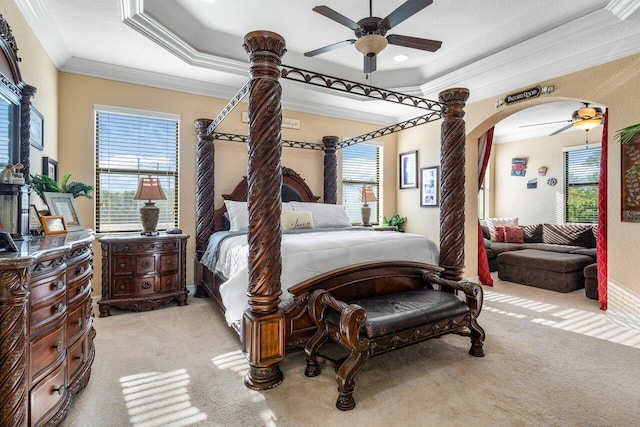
<box><xmin>438</xmin><ymin>88</ymin><xmax>469</xmax><ymax>282</ymax></box>
<box><xmin>0</xmin><ymin>261</ymin><xmax>32</xmax><ymax>426</ymax></box>
<box><xmin>194</xmin><ymin>118</ymin><xmax>215</xmax><ymax>298</ymax></box>
<box><xmin>322</xmin><ymin>136</ymin><xmax>339</xmax><ymax>204</ymax></box>
<box><xmin>20</xmin><ymin>85</ymin><xmax>36</xmax><ymax>184</ymax></box>
<box><xmin>242</xmin><ymin>30</ymin><xmax>287</xmax><ymax>390</ymax></box>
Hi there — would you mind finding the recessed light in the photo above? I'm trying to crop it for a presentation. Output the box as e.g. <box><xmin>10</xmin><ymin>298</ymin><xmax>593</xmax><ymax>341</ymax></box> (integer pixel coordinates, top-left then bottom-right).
<box><xmin>394</xmin><ymin>54</ymin><xmax>409</xmax><ymax>62</ymax></box>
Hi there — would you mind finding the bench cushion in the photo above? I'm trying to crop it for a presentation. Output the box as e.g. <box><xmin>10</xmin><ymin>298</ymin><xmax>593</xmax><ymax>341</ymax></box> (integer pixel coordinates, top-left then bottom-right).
<box><xmin>348</xmin><ymin>290</ymin><xmax>469</xmax><ymax>340</ymax></box>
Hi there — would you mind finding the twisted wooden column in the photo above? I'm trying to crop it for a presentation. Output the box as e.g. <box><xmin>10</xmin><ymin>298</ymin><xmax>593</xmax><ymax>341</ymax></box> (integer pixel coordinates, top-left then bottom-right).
<box><xmin>194</xmin><ymin>118</ymin><xmax>215</xmax><ymax>298</ymax></box>
<box><xmin>20</xmin><ymin>85</ymin><xmax>36</xmax><ymax>184</ymax></box>
<box><xmin>242</xmin><ymin>30</ymin><xmax>287</xmax><ymax>390</ymax></box>
<box><xmin>323</xmin><ymin>136</ymin><xmax>339</xmax><ymax>204</ymax></box>
<box><xmin>438</xmin><ymin>88</ymin><xmax>469</xmax><ymax>281</ymax></box>
<box><xmin>0</xmin><ymin>261</ymin><xmax>32</xmax><ymax>426</ymax></box>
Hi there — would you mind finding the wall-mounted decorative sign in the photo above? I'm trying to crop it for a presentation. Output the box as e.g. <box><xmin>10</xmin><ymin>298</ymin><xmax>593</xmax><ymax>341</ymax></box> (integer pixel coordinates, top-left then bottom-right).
<box><xmin>622</xmin><ymin>134</ymin><xmax>640</xmax><ymax>222</ymax></box>
<box><xmin>495</xmin><ymin>85</ymin><xmax>554</xmax><ymax>108</ymax></box>
<box><xmin>547</xmin><ymin>177</ymin><xmax>557</xmax><ymax>186</ymax></box>
<box><xmin>538</xmin><ymin>166</ymin><xmax>548</xmax><ymax>176</ymax></box>
<box><xmin>527</xmin><ymin>179</ymin><xmax>537</xmax><ymax>189</ymax></box>
<box><xmin>399</xmin><ymin>150</ymin><xmax>418</xmax><ymax>189</ymax></box>
<box><xmin>511</xmin><ymin>157</ymin><xmax>527</xmax><ymax>176</ymax></box>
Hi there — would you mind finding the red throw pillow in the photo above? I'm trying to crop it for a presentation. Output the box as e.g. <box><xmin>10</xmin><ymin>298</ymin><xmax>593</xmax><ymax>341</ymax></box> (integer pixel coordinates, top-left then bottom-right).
<box><xmin>505</xmin><ymin>226</ymin><xmax>524</xmax><ymax>243</ymax></box>
<box><xmin>494</xmin><ymin>226</ymin><xmax>506</xmax><ymax>242</ymax></box>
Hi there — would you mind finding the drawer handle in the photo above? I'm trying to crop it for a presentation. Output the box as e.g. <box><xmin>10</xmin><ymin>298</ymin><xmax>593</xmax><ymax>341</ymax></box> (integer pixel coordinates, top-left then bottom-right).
<box><xmin>75</xmin><ymin>317</ymin><xmax>83</xmax><ymax>327</ymax></box>
<box><xmin>53</xmin><ymin>304</ymin><xmax>66</xmax><ymax>314</ymax></box>
<box><xmin>166</xmin><ymin>280</ymin><xmax>171</xmax><ymax>285</ymax></box>
<box><xmin>76</xmin><ymin>266</ymin><xmax>85</xmax><ymax>275</ymax></box>
<box><xmin>119</xmin><ymin>285</ymin><xmax>126</xmax><ymax>290</ymax></box>
<box><xmin>75</xmin><ymin>353</ymin><xmax>85</xmax><ymax>363</ymax></box>
<box><xmin>166</xmin><ymin>260</ymin><xmax>172</xmax><ymax>265</ymax></box>
<box><xmin>141</xmin><ymin>281</ymin><xmax>152</xmax><ymax>290</ymax></box>
<box><xmin>119</xmin><ymin>263</ymin><xmax>126</xmax><ymax>268</ymax></box>
<box><xmin>142</xmin><ymin>260</ymin><xmax>151</xmax><ymax>269</ymax></box>
<box><xmin>51</xmin><ymin>280</ymin><xmax>64</xmax><ymax>291</ymax></box>
<box><xmin>53</xmin><ymin>384</ymin><xmax>65</xmax><ymax>395</ymax></box>
<box><xmin>54</xmin><ymin>341</ymin><xmax>64</xmax><ymax>352</ymax></box>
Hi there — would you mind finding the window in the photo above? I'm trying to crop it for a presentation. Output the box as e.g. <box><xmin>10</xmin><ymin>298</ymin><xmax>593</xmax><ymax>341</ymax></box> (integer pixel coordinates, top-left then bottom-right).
<box><xmin>95</xmin><ymin>106</ymin><xmax>179</xmax><ymax>233</ymax></box>
<box><xmin>341</xmin><ymin>143</ymin><xmax>381</xmax><ymax>224</ymax></box>
<box><xmin>564</xmin><ymin>145</ymin><xmax>601</xmax><ymax>223</ymax></box>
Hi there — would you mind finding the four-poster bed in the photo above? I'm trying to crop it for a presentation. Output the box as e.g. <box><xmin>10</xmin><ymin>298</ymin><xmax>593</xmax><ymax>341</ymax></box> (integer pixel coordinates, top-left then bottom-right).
<box><xmin>194</xmin><ymin>31</ymin><xmax>472</xmax><ymax>390</ymax></box>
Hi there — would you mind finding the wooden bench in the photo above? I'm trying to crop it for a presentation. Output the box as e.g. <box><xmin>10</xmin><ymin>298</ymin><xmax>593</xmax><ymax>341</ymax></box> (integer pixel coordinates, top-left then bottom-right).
<box><xmin>304</xmin><ymin>271</ymin><xmax>485</xmax><ymax>410</ymax></box>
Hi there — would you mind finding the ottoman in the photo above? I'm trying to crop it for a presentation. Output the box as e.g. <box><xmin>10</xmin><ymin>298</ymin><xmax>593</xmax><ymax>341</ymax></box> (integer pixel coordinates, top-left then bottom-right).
<box><xmin>497</xmin><ymin>249</ymin><xmax>594</xmax><ymax>292</ymax></box>
<box><xmin>583</xmin><ymin>263</ymin><xmax>598</xmax><ymax>300</ymax></box>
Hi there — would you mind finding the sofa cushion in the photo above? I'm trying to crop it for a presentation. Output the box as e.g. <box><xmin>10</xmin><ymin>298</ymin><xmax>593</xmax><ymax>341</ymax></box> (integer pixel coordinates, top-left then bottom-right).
<box><xmin>486</xmin><ymin>217</ymin><xmax>519</xmax><ymax>241</ymax></box>
<box><xmin>522</xmin><ymin>224</ymin><xmax>543</xmax><ymax>243</ymax></box>
<box><xmin>489</xmin><ymin>242</ymin><xmax>527</xmax><ymax>256</ymax></box>
<box><xmin>542</xmin><ymin>224</ymin><xmax>593</xmax><ymax>247</ymax></box>
<box><xmin>505</xmin><ymin>226</ymin><xmax>524</xmax><ymax>243</ymax></box>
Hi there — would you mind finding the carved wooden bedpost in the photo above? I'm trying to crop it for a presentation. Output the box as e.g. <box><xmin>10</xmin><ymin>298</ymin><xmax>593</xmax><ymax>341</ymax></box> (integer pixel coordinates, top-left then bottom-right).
<box><xmin>242</xmin><ymin>30</ymin><xmax>287</xmax><ymax>390</ymax></box>
<box><xmin>0</xmin><ymin>261</ymin><xmax>31</xmax><ymax>426</ymax></box>
<box><xmin>20</xmin><ymin>85</ymin><xmax>36</xmax><ymax>183</ymax></box>
<box><xmin>194</xmin><ymin>118</ymin><xmax>215</xmax><ymax>298</ymax></box>
<box><xmin>323</xmin><ymin>136</ymin><xmax>339</xmax><ymax>204</ymax></box>
<box><xmin>438</xmin><ymin>88</ymin><xmax>469</xmax><ymax>282</ymax></box>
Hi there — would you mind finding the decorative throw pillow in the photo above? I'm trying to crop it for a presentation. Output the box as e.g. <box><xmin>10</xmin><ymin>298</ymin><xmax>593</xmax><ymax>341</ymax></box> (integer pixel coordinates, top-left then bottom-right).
<box><xmin>504</xmin><ymin>226</ymin><xmax>524</xmax><ymax>243</ymax></box>
<box><xmin>224</xmin><ymin>200</ymin><xmax>249</xmax><ymax>231</ymax></box>
<box><xmin>290</xmin><ymin>202</ymin><xmax>352</xmax><ymax>228</ymax></box>
<box><xmin>281</xmin><ymin>211</ymin><xmax>314</xmax><ymax>230</ymax></box>
<box><xmin>485</xmin><ymin>217</ymin><xmax>519</xmax><ymax>241</ymax></box>
<box><xmin>494</xmin><ymin>226</ymin><xmax>506</xmax><ymax>242</ymax></box>
<box><xmin>522</xmin><ymin>223</ymin><xmax>543</xmax><ymax>243</ymax></box>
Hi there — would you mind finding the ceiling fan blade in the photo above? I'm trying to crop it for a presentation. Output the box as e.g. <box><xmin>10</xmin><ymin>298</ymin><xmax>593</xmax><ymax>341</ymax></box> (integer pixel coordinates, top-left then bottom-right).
<box><xmin>364</xmin><ymin>54</ymin><xmax>377</xmax><ymax>74</ymax></box>
<box><xmin>386</xmin><ymin>34</ymin><xmax>441</xmax><ymax>52</ymax></box>
<box><xmin>304</xmin><ymin>39</ymin><xmax>356</xmax><ymax>57</ymax></box>
<box><xmin>519</xmin><ymin>119</ymin><xmax>572</xmax><ymax>129</ymax></box>
<box><xmin>312</xmin><ymin>6</ymin><xmax>360</xmax><ymax>31</ymax></box>
<box><xmin>380</xmin><ymin>0</ymin><xmax>433</xmax><ymax>30</ymax></box>
<box><xmin>549</xmin><ymin>123</ymin><xmax>574</xmax><ymax>136</ymax></box>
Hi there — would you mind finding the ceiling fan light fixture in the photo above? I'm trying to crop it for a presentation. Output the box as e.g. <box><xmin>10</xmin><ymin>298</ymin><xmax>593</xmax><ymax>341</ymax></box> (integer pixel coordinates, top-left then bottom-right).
<box><xmin>355</xmin><ymin>34</ymin><xmax>388</xmax><ymax>56</ymax></box>
<box><xmin>576</xmin><ymin>107</ymin><xmax>597</xmax><ymax>119</ymax></box>
<box><xmin>574</xmin><ymin>118</ymin><xmax>601</xmax><ymax>131</ymax></box>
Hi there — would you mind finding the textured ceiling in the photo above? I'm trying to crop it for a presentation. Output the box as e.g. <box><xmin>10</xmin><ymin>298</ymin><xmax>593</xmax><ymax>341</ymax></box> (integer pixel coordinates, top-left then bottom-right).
<box><xmin>13</xmin><ymin>0</ymin><xmax>640</xmax><ymax>136</ymax></box>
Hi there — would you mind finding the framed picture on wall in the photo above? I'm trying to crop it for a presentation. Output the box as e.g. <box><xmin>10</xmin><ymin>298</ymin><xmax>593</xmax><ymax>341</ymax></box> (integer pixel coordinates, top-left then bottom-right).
<box><xmin>420</xmin><ymin>166</ymin><xmax>439</xmax><ymax>207</ymax></box>
<box><xmin>42</xmin><ymin>157</ymin><xmax>59</xmax><ymax>183</ymax></box>
<box><xmin>29</xmin><ymin>107</ymin><xmax>44</xmax><ymax>151</ymax></box>
<box><xmin>399</xmin><ymin>150</ymin><xmax>418</xmax><ymax>189</ymax></box>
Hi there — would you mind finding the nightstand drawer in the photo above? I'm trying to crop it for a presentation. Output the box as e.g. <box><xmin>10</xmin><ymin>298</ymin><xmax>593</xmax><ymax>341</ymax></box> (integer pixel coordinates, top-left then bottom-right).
<box><xmin>159</xmin><ymin>254</ymin><xmax>178</xmax><ymax>272</ymax></box>
<box><xmin>113</xmin><ymin>256</ymin><xmax>134</xmax><ymax>274</ymax></box>
<box><xmin>136</xmin><ymin>276</ymin><xmax>157</xmax><ymax>294</ymax></box>
<box><xmin>113</xmin><ymin>278</ymin><xmax>133</xmax><ymax>296</ymax></box>
<box><xmin>160</xmin><ymin>274</ymin><xmax>178</xmax><ymax>292</ymax></box>
<box><xmin>136</xmin><ymin>255</ymin><xmax>156</xmax><ymax>274</ymax></box>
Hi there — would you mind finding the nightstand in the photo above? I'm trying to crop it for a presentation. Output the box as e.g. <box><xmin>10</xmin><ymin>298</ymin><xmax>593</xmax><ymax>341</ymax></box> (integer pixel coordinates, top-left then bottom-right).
<box><xmin>98</xmin><ymin>233</ymin><xmax>189</xmax><ymax>317</ymax></box>
<box><xmin>373</xmin><ymin>226</ymin><xmax>398</xmax><ymax>231</ymax></box>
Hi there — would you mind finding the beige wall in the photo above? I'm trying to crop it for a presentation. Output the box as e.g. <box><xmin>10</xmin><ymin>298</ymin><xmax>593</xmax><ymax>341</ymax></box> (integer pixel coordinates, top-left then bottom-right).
<box><xmin>397</xmin><ymin>53</ymin><xmax>640</xmax><ymax>323</ymax></box>
<box><xmin>57</xmin><ymin>73</ymin><xmax>397</xmax><ymax>296</ymax></box>
<box><xmin>491</xmin><ymin>129</ymin><xmax>602</xmax><ymax>225</ymax></box>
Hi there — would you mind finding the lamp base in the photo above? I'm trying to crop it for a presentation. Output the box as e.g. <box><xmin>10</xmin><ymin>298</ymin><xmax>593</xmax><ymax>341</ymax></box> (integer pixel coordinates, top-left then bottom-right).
<box><xmin>140</xmin><ymin>202</ymin><xmax>160</xmax><ymax>236</ymax></box>
<box><xmin>361</xmin><ymin>204</ymin><xmax>371</xmax><ymax>226</ymax></box>
<box><xmin>140</xmin><ymin>231</ymin><xmax>159</xmax><ymax>236</ymax></box>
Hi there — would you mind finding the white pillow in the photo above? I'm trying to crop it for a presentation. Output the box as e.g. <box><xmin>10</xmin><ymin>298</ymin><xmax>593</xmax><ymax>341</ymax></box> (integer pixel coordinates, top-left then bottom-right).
<box><xmin>224</xmin><ymin>200</ymin><xmax>249</xmax><ymax>231</ymax></box>
<box><xmin>224</xmin><ymin>201</ymin><xmax>294</xmax><ymax>231</ymax></box>
<box><xmin>290</xmin><ymin>202</ymin><xmax>352</xmax><ymax>228</ymax></box>
<box><xmin>281</xmin><ymin>211</ymin><xmax>314</xmax><ymax>230</ymax></box>
<box><xmin>485</xmin><ymin>217</ymin><xmax>519</xmax><ymax>241</ymax></box>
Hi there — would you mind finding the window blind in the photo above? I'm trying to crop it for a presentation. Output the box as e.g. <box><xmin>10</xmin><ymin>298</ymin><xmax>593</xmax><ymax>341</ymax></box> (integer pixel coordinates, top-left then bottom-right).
<box><xmin>341</xmin><ymin>143</ymin><xmax>381</xmax><ymax>224</ymax></box>
<box><xmin>95</xmin><ymin>108</ymin><xmax>179</xmax><ymax>232</ymax></box>
<box><xmin>564</xmin><ymin>146</ymin><xmax>601</xmax><ymax>223</ymax></box>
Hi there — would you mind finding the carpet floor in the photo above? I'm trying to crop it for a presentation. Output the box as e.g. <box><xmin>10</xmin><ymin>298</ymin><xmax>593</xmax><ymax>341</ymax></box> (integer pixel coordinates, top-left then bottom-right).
<box><xmin>63</xmin><ymin>276</ymin><xmax>640</xmax><ymax>426</ymax></box>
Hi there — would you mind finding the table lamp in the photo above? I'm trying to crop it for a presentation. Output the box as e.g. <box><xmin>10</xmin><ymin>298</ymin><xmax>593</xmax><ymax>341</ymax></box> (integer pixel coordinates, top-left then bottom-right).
<box><xmin>133</xmin><ymin>176</ymin><xmax>166</xmax><ymax>236</ymax></box>
<box><xmin>359</xmin><ymin>185</ymin><xmax>377</xmax><ymax>226</ymax></box>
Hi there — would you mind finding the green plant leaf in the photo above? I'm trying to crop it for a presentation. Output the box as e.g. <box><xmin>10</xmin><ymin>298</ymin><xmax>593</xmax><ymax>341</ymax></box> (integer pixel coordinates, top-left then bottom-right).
<box><xmin>615</xmin><ymin>123</ymin><xmax>640</xmax><ymax>144</ymax></box>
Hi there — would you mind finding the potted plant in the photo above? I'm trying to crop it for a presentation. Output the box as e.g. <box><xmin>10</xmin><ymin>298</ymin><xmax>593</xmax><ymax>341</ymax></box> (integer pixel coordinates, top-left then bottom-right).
<box><xmin>30</xmin><ymin>173</ymin><xmax>94</xmax><ymax>201</ymax></box>
<box><xmin>383</xmin><ymin>214</ymin><xmax>406</xmax><ymax>232</ymax></box>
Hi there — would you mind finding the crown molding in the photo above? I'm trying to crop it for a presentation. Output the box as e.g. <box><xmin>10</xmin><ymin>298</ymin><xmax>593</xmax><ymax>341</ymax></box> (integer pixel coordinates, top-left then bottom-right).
<box><xmin>13</xmin><ymin>0</ymin><xmax>71</xmax><ymax>67</ymax></box>
<box><xmin>607</xmin><ymin>0</ymin><xmax>640</xmax><ymax>20</ymax></box>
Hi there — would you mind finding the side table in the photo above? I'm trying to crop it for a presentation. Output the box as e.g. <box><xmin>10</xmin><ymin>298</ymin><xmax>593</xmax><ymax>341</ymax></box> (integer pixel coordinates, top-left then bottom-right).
<box><xmin>98</xmin><ymin>233</ymin><xmax>189</xmax><ymax>316</ymax></box>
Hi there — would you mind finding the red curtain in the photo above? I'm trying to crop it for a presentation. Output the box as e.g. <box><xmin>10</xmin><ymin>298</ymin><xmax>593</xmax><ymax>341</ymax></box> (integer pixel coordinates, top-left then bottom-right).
<box><xmin>597</xmin><ymin>109</ymin><xmax>608</xmax><ymax>310</ymax></box>
<box><xmin>478</xmin><ymin>127</ymin><xmax>495</xmax><ymax>286</ymax></box>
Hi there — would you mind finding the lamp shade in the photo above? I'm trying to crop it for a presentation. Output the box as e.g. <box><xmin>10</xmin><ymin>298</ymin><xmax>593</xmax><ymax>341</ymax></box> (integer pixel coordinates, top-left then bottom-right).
<box><xmin>358</xmin><ymin>185</ymin><xmax>377</xmax><ymax>204</ymax></box>
<box><xmin>133</xmin><ymin>177</ymin><xmax>167</xmax><ymax>201</ymax></box>
<box><xmin>355</xmin><ymin>34</ymin><xmax>388</xmax><ymax>56</ymax></box>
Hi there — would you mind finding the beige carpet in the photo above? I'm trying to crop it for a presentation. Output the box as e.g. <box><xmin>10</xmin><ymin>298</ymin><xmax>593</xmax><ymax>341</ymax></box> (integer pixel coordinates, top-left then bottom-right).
<box><xmin>63</xmin><ymin>276</ymin><xmax>640</xmax><ymax>426</ymax></box>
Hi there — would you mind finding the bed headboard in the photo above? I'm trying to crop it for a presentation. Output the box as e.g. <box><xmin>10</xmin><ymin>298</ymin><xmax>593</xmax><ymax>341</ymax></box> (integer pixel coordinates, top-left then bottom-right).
<box><xmin>213</xmin><ymin>166</ymin><xmax>320</xmax><ymax>232</ymax></box>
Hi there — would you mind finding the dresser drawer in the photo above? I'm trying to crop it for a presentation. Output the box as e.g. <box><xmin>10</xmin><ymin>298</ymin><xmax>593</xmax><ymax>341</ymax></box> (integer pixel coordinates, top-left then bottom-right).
<box><xmin>66</xmin><ymin>258</ymin><xmax>91</xmax><ymax>284</ymax></box>
<box><xmin>136</xmin><ymin>276</ymin><xmax>157</xmax><ymax>294</ymax></box>
<box><xmin>160</xmin><ymin>274</ymin><xmax>178</xmax><ymax>292</ymax></box>
<box><xmin>30</xmin><ymin>360</ymin><xmax>67</xmax><ymax>427</ymax></box>
<box><xmin>66</xmin><ymin>303</ymin><xmax>86</xmax><ymax>345</ymax></box>
<box><xmin>30</xmin><ymin>272</ymin><xmax>66</xmax><ymax>304</ymax></box>
<box><xmin>30</xmin><ymin>321</ymin><xmax>66</xmax><ymax>385</ymax></box>
<box><xmin>136</xmin><ymin>255</ymin><xmax>156</xmax><ymax>275</ymax></box>
<box><xmin>30</xmin><ymin>292</ymin><xmax>66</xmax><ymax>335</ymax></box>
<box><xmin>159</xmin><ymin>254</ymin><xmax>178</xmax><ymax>273</ymax></box>
<box><xmin>67</xmin><ymin>333</ymin><xmax>88</xmax><ymax>385</ymax></box>
<box><xmin>68</xmin><ymin>276</ymin><xmax>91</xmax><ymax>307</ymax></box>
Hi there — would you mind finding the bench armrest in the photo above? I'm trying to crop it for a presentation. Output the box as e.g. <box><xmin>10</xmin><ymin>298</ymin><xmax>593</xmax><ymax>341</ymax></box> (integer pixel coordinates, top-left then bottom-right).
<box><xmin>422</xmin><ymin>272</ymin><xmax>483</xmax><ymax>318</ymax></box>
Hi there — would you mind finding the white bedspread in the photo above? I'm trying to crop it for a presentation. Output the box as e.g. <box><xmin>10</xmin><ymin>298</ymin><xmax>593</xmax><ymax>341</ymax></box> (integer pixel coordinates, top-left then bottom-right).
<box><xmin>203</xmin><ymin>229</ymin><xmax>439</xmax><ymax>326</ymax></box>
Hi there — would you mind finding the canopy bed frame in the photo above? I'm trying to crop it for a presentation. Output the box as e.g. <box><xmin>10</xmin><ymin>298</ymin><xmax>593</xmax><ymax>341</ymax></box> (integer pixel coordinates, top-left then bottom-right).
<box><xmin>193</xmin><ymin>31</ymin><xmax>468</xmax><ymax>390</ymax></box>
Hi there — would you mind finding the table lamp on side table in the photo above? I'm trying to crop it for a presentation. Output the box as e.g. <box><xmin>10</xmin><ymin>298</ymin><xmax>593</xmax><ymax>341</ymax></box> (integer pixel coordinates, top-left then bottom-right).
<box><xmin>133</xmin><ymin>176</ymin><xmax>166</xmax><ymax>236</ymax></box>
<box><xmin>359</xmin><ymin>185</ymin><xmax>377</xmax><ymax>226</ymax></box>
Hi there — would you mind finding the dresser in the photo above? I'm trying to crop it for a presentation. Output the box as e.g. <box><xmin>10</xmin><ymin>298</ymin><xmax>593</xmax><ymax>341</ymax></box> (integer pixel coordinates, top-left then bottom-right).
<box><xmin>98</xmin><ymin>233</ymin><xmax>189</xmax><ymax>317</ymax></box>
<box><xmin>0</xmin><ymin>231</ymin><xmax>95</xmax><ymax>427</ymax></box>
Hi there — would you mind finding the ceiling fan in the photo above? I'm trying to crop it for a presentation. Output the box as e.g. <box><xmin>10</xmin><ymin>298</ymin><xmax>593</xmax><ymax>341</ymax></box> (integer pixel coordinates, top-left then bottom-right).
<box><xmin>304</xmin><ymin>0</ymin><xmax>442</xmax><ymax>74</ymax></box>
<box><xmin>519</xmin><ymin>103</ymin><xmax>604</xmax><ymax>136</ymax></box>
